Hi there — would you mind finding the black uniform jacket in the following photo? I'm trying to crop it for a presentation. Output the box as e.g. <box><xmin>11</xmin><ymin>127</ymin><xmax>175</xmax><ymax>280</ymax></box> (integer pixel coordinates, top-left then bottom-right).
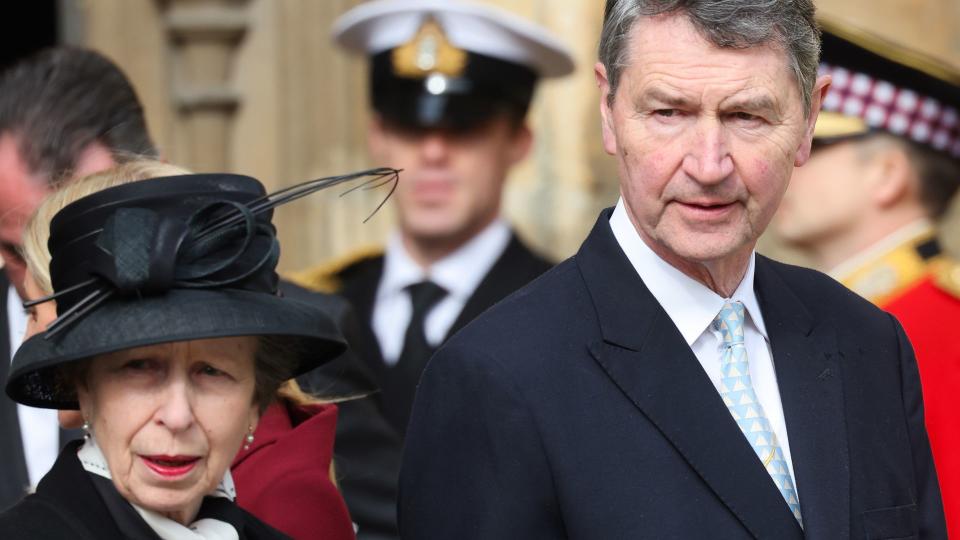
<box><xmin>295</xmin><ymin>233</ymin><xmax>552</xmax><ymax>539</ymax></box>
<box><xmin>400</xmin><ymin>209</ymin><xmax>946</xmax><ymax>539</ymax></box>
<box><xmin>333</xmin><ymin>233</ymin><xmax>553</xmax><ymax>397</ymax></box>
<box><xmin>0</xmin><ymin>440</ymin><xmax>288</xmax><ymax>539</ymax></box>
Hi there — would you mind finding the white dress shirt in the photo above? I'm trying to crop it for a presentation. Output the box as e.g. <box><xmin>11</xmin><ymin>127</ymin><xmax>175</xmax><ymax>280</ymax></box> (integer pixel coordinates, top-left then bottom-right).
<box><xmin>7</xmin><ymin>283</ymin><xmax>60</xmax><ymax>488</ymax></box>
<box><xmin>609</xmin><ymin>200</ymin><xmax>798</xmax><ymax>486</ymax></box>
<box><xmin>372</xmin><ymin>219</ymin><xmax>511</xmax><ymax>364</ymax></box>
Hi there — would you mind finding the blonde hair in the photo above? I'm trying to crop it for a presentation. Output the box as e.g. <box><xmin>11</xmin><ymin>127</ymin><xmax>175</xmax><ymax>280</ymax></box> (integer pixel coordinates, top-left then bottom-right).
<box><xmin>22</xmin><ymin>159</ymin><xmax>191</xmax><ymax>295</ymax></box>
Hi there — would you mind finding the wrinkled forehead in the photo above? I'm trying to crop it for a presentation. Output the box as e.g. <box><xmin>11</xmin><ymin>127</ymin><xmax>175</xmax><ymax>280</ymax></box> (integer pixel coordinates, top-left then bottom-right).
<box><xmin>626</xmin><ymin>14</ymin><xmax>800</xmax><ymax>99</ymax></box>
<box><xmin>629</xmin><ymin>13</ymin><xmax>794</xmax><ymax>71</ymax></box>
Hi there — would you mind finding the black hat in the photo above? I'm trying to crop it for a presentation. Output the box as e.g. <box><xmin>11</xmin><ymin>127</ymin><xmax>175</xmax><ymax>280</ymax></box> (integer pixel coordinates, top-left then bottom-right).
<box><xmin>7</xmin><ymin>169</ymin><xmax>398</xmax><ymax>409</ymax></box>
<box><xmin>815</xmin><ymin>16</ymin><xmax>960</xmax><ymax>157</ymax></box>
<box><xmin>332</xmin><ymin>0</ymin><xmax>575</xmax><ymax>131</ymax></box>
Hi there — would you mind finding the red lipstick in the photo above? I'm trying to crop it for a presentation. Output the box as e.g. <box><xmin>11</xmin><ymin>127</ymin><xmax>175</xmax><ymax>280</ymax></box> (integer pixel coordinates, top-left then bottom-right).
<box><xmin>140</xmin><ymin>455</ymin><xmax>200</xmax><ymax>477</ymax></box>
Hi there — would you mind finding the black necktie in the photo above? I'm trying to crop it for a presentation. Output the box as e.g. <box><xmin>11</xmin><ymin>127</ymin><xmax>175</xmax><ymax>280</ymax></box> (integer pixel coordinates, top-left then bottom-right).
<box><xmin>383</xmin><ymin>280</ymin><xmax>447</xmax><ymax>435</ymax></box>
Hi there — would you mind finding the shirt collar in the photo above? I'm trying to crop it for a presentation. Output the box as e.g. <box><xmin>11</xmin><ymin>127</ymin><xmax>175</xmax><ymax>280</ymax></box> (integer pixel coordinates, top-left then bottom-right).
<box><xmin>7</xmin><ymin>283</ymin><xmax>26</xmax><ymax>362</ymax></box>
<box><xmin>608</xmin><ymin>199</ymin><xmax>767</xmax><ymax>345</ymax></box>
<box><xmin>379</xmin><ymin>218</ymin><xmax>512</xmax><ymax>300</ymax></box>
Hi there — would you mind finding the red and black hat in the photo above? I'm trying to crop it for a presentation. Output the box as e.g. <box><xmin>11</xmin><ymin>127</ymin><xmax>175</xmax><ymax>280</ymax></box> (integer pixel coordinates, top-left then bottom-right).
<box><xmin>815</xmin><ymin>16</ymin><xmax>960</xmax><ymax>157</ymax></box>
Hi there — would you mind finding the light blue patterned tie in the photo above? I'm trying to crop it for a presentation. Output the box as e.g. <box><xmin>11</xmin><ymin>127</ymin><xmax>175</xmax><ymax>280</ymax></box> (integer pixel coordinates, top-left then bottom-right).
<box><xmin>715</xmin><ymin>301</ymin><xmax>803</xmax><ymax>525</ymax></box>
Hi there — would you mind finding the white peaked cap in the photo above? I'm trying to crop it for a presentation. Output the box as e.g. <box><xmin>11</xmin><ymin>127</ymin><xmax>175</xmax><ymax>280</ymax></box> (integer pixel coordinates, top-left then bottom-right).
<box><xmin>332</xmin><ymin>0</ymin><xmax>576</xmax><ymax>78</ymax></box>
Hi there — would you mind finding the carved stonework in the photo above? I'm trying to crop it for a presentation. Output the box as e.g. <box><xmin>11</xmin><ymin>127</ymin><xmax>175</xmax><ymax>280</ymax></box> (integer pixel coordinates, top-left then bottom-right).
<box><xmin>74</xmin><ymin>0</ymin><xmax>960</xmax><ymax>269</ymax></box>
<box><xmin>160</xmin><ymin>0</ymin><xmax>249</xmax><ymax>172</ymax></box>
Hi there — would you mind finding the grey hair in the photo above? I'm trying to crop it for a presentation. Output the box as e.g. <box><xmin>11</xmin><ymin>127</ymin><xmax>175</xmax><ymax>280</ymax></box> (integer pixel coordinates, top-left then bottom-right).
<box><xmin>598</xmin><ymin>0</ymin><xmax>821</xmax><ymax>115</ymax></box>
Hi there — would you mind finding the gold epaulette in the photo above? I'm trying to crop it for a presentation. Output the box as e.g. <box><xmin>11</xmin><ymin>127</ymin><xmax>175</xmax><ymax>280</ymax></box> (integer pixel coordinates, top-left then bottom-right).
<box><xmin>287</xmin><ymin>245</ymin><xmax>384</xmax><ymax>294</ymax></box>
<box><xmin>931</xmin><ymin>257</ymin><xmax>960</xmax><ymax>300</ymax></box>
<box><xmin>836</xmin><ymin>225</ymin><xmax>939</xmax><ymax>306</ymax></box>
<box><xmin>840</xmin><ymin>246</ymin><xmax>930</xmax><ymax>306</ymax></box>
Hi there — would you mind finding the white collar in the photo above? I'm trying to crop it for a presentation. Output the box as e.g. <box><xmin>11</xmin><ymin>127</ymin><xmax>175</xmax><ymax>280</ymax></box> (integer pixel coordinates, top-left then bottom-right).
<box><xmin>78</xmin><ymin>437</ymin><xmax>239</xmax><ymax>540</ymax></box>
<box><xmin>7</xmin><ymin>283</ymin><xmax>26</xmax><ymax>363</ymax></box>
<box><xmin>379</xmin><ymin>218</ymin><xmax>511</xmax><ymax>300</ymax></box>
<box><xmin>608</xmin><ymin>199</ymin><xmax>767</xmax><ymax>346</ymax></box>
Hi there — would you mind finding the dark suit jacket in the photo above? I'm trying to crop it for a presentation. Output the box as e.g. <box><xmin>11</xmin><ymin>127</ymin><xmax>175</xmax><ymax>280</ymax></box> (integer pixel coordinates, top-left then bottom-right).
<box><xmin>0</xmin><ymin>273</ymin><xmax>83</xmax><ymax>511</ymax></box>
<box><xmin>0</xmin><ymin>440</ymin><xmax>286</xmax><ymax>539</ymax></box>
<box><xmin>400</xmin><ymin>209</ymin><xmax>946</xmax><ymax>539</ymax></box>
<box><xmin>335</xmin><ymin>233</ymin><xmax>553</xmax><ymax>421</ymax></box>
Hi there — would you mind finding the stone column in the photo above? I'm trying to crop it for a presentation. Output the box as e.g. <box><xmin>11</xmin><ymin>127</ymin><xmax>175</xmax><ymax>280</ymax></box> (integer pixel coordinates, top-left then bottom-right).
<box><xmin>161</xmin><ymin>0</ymin><xmax>249</xmax><ymax>172</ymax></box>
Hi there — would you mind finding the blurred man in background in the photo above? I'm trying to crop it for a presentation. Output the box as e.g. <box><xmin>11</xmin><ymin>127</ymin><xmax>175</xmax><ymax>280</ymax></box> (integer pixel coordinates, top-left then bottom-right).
<box><xmin>0</xmin><ymin>46</ymin><xmax>156</xmax><ymax>510</ymax></box>
<box><xmin>295</xmin><ymin>0</ymin><xmax>574</xmax><ymax>439</ymax></box>
<box><xmin>774</xmin><ymin>19</ymin><xmax>960</xmax><ymax>536</ymax></box>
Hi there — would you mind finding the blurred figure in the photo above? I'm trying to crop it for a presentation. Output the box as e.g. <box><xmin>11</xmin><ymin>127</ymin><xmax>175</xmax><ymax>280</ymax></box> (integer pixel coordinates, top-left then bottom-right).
<box><xmin>295</xmin><ymin>0</ymin><xmax>575</xmax><ymax>438</ymax></box>
<box><xmin>774</xmin><ymin>18</ymin><xmax>960</xmax><ymax>536</ymax></box>
<box><xmin>295</xmin><ymin>5</ymin><xmax>574</xmax><ymax>537</ymax></box>
<box><xmin>0</xmin><ymin>46</ymin><xmax>156</xmax><ymax>509</ymax></box>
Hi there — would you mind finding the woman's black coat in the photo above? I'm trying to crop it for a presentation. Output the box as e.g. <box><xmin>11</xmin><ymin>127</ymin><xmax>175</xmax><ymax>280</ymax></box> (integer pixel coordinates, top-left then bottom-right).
<box><xmin>0</xmin><ymin>440</ymin><xmax>289</xmax><ymax>539</ymax></box>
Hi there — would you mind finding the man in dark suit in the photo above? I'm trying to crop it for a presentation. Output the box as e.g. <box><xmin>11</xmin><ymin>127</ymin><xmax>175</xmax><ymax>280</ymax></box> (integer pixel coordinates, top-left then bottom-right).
<box><xmin>400</xmin><ymin>1</ymin><xmax>947</xmax><ymax>538</ymax></box>
<box><xmin>0</xmin><ymin>47</ymin><xmax>154</xmax><ymax>510</ymax></box>
<box><xmin>294</xmin><ymin>0</ymin><xmax>575</xmax><ymax>439</ymax></box>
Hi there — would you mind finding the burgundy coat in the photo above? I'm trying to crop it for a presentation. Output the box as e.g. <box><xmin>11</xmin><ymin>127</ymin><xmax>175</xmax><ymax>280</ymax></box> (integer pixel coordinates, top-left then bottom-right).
<box><xmin>233</xmin><ymin>401</ymin><xmax>355</xmax><ymax>540</ymax></box>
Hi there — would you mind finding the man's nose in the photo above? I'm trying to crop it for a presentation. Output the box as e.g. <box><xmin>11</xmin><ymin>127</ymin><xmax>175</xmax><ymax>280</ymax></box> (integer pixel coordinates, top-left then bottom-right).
<box><xmin>681</xmin><ymin>117</ymin><xmax>734</xmax><ymax>185</ymax></box>
<box><xmin>419</xmin><ymin>131</ymin><xmax>451</xmax><ymax>163</ymax></box>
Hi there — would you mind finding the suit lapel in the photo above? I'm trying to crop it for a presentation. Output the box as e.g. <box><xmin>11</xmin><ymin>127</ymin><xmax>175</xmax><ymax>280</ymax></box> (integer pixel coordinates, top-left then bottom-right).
<box><xmin>755</xmin><ymin>257</ymin><xmax>850</xmax><ymax>540</ymax></box>
<box><xmin>577</xmin><ymin>210</ymin><xmax>803</xmax><ymax>539</ymax></box>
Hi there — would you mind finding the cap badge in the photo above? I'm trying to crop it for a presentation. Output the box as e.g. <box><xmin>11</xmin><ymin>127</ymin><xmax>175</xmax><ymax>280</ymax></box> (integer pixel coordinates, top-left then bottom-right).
<box><xmin>392</xmin><ymin>18</ymin><xmax>467</xmax><ymax>79</ymax></box>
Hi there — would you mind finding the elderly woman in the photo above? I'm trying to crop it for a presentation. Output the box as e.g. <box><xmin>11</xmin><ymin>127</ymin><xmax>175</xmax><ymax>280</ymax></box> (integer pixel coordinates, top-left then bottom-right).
<box><xmin>2</xmin><ymin>161</ymin><xmax>393</xmax><ymax>538</ymax></box>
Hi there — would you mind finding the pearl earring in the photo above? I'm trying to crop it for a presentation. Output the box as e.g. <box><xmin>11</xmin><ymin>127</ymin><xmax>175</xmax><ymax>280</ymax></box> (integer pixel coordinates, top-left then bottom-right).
<box><xmin>82</xmin><ymin>420</ymin><xmax>91</xmax><ymax>440</ymax></box>
<box><xmin>243</xmin><ymin>426</ymin><xmax>255</xmax><ymax>450</ymax></box>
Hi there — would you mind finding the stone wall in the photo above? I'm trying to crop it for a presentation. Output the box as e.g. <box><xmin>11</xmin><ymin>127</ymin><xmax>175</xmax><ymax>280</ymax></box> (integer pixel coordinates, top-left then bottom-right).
<box><xmin>68</xmin><ymin>0</ymin><xmax>960</xmax><ymax>271</ymax></box>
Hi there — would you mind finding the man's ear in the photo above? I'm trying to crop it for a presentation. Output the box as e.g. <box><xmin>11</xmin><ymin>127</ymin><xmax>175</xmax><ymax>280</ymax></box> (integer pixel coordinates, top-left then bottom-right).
<box><xmin>595</xmin><ymin>62</ymin><xmax>619</xmax><ymax>157</ymax></box>
<box><xmin>871</xmin><ymin>142</ymin><xmax>915</xmax><ymax>209</ymax></box>
<box><xmin>795</xmin><ymin>74</ymin><xmax>832</xmax><ymax>167</ymax></box>
<box><xmin>507</xmin><ymin>123</ymin><xmax>533</xmax><ymax>166</ymax></box>
<box><xmin>74</xmin><ymin>141</ymin><xmax>117</xmax><ymax>178</ymax></box>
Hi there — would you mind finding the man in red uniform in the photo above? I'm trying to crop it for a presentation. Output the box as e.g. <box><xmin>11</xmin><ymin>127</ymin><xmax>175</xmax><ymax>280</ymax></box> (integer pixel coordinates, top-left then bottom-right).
<box><xmin>774</xmin><ymin>17</ymin><xmax>960</xmax><ymax>536</ymax></box>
